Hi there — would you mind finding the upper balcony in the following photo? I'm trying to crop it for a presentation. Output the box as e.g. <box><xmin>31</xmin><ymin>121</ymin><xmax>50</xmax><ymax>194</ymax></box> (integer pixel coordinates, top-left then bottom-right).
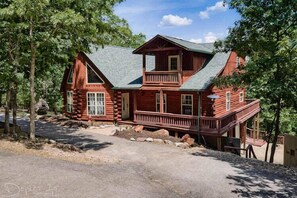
<box><xmin>143</xmin><ymin>71</ymin><xmax>181</xmax><ymax>86</ymax></box>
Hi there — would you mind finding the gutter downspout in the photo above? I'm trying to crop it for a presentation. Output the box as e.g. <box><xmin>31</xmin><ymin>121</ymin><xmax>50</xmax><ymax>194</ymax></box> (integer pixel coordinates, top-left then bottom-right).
<box><xmin>197</xmin><ymin>92</ymin><xmax>201</xmax><ymax>144</ymax></box>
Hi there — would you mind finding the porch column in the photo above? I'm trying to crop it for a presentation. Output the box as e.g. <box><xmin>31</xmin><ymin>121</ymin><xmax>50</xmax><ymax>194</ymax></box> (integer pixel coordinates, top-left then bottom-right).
<box><xmin>178</xmin><ymin>50</ymin><xmax>183</xmax><ymax>85</ymax></box>
<box><xmin>160</xmin><ymin>89</ymin><xmax>164</xmax><ymax>113</ymax></box>
<box><xmin>240</xmin><ymin>121</ymin><xmax>247</xmax><ymax>149</ymax></box>
<box><xmin>142</xmin><ymin>53</ymin><xmax>146</xmax><ymax>84</ymax></box>
<box><xmin>133</xmin><ymin>91</ymin><xmax>137</xmax><ymax>122</ymax></box>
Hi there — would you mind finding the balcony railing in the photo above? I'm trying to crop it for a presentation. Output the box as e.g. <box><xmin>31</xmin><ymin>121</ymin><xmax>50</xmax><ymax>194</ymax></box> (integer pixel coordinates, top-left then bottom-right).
<box><xmin>143</xmin><ymin>71</ymin><xmax>180</xmax><ymax>86</ymax></box>
<box><xmin>133</xmin><ymin>100</ymin><xmax>260</xmax><ymax>135</ymax></box>
<box><xmin>134</xmin><ymin>110</ymin><xmax>198</xmax><ymax>131</ymax></box>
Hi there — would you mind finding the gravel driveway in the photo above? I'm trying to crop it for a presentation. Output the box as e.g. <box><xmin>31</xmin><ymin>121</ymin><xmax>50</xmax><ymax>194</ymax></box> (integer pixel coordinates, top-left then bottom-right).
<box><xmin>0</xmin><ymin>115</ymin><xmax>296</xmax><ymax>198</ymax></box>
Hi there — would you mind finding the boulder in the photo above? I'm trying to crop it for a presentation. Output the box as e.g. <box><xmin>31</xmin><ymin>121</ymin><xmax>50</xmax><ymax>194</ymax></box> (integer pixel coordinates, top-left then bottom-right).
<box><xmin>130</xmin><ymin>137</ymin><xmax>136</xmax><ymax>141</ymax></box>
<box><xmin>145</xmin><ymin>137</ymin><xmax>154</xmax><ymax>142</ymax></box>
<box><xmin>136</xmin><ymin>137</ymin><xmax>146</xmax><ymax>142</ymax></box>
<box><xmin>153</xmin><ymin>139</ymin><xmax>164</xmax><ymax>144</ymax></box>
<box><xmin>181</xmin><ymin>134</ymin><xmax>190</xmax><ymax>142</ymax></box>
<box><xmin>152</xmin><ymin>129</ymin><xmax>169</xmax><ymax>136</ymax></box>
<box><xmin>35</xmin><ymin>99</ymin><xmax>49</xmax><ymax>115</ymax></box>
<box><xmin>175</xmin><ymin>142</ymin><xmax>190</xmax><ymax>149</ymax></box>
<box><xmin>186</xmin><ymin>138</ymin><xmax>195</xmax><ymax>146</ymax></box>
<box><xmin>164</xmin><ymin>140</ymin><xmax>174</xmax><ymax>145</ymax></box>
<box><xmin>134</xmin><ymin>125</ymin><xmax>144</xmax><ymax>133</ymax></box>
<box><xmin>48</xmin><ymin>139</ymin><xmax>56</xmax><ymax>144</ymax></box>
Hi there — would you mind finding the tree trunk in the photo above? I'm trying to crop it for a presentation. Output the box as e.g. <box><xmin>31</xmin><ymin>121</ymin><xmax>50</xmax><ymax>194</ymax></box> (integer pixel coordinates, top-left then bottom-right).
<box><xmin>264</xmin><ymin>114</ymin><xmax>276</xmax><ymax>162</ymax></box>
<box><xmin>4</xmin><ymin>83</ymin><xmax>12</xmax><ymax>134</ymax></box>
<box><xmin>29</xmin><ymin>22</ymin><xmax>36</xmax><ymax>141</ymax></box>
<box><xmin>11</xmin><ymin>83</ymin><xmax>17</xmax><ymax>137</ymax></box>
<box><xmin>269</xmin><ymin>99</ymin><xmax>281</xmax><ymax>163</ymax></box>
<box><xmin>29</xmin><ymin>51</ymin><xmax>36</xmax><ymax>141</ymax></box>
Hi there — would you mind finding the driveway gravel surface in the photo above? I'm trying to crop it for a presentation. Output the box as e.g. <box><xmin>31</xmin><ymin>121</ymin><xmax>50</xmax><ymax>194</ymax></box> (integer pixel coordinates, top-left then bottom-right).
<box><xmin>0</xmin><ymin>115</ymin><xmax>296</xmax><ymax>198</ymax></box>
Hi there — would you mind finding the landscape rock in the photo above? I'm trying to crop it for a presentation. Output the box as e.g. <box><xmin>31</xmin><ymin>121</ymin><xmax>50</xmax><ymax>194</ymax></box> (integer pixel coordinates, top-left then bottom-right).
<box><xmin>153</xmin><ymin>139</ymin><xmax>164</xmax><ymax>144</ymax></box>
<box><xmin>134</xmin><ymin>125</ymin><xmax>144</xmax><ymax>133</ymax></box>
<box><xmin>152</xmin><ymin>129</ymin><xmax>169</xmax><ymax>136</ymax></box>
<box><xmin>48</xmin><ymin>139</ymin><xmax>56</xmax><ymax>144</ymax></box>
<box><xmin>175</xmin><ymin>142</ymin><xmax>190</xmax><ymax>149</ymax></box>
<box><xmin>186</xmin><ymin>138</ymin><xmax>195</xmax><ymax>146</ymax></box>
<box><xmin>164</xmin><ymin>140</ymin><xmax>174</xmax><ymax>145</ymax></box>
<box><xmin>136</xmin><ymin>137</ymin><xmax>146</xmax><ymax>142</ymax></box>
<box><xmin>145</xmin><ymin>137</ymin><xmax>154</xmax><ymax>142</ymax></box>
<box><xmin>112</xmin><ymin>129</ymin><xmax>119</xmax><ymax>136</ymax></box>
<box><xmin>130</xmin><ymin>137</ymin><xmax>136</xmax><ymax>141</ymax></box>
<box><xmin>181</xmin><ymin>134</ymin><xmax>190</xmax><ymax>142</ymax></box>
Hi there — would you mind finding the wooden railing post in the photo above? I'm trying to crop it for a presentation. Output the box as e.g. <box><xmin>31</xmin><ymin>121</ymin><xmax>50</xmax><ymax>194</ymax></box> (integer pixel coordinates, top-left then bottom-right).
<box><xmin>142</xmin><ymin>53</ymin><xmax>146</xmax><ymax>84</ymax></box>
<box><xmin>179</xmin><ymin>50</ymin><xmax>183</xmax><ymax>85</ymax></box>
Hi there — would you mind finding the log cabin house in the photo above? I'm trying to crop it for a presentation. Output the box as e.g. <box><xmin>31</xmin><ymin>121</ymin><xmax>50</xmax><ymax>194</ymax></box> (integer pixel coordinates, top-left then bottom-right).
<box><xmin>61</xmin><ymin>35</ymin><xmax>260</xmax><ymax>149</ymax></box>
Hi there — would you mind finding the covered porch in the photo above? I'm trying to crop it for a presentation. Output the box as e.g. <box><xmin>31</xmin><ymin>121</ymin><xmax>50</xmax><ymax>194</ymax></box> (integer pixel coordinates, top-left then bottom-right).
<box><xmin>117</xmin><ymin>90</ymin><xmax>260</xmax><ymax>137</ymax></box>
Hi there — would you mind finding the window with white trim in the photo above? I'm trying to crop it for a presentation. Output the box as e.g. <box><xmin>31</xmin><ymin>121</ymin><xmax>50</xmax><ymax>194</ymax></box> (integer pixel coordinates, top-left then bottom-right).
<box><xmin>226</xmin><ymin>92</ymin><xmax>231</xmax><ymax>111</ymax></box>
<box><xmin>67</xmin><ymin>67</ymin><xmax>73</xmax><ymax>84</ymax></box>
<box><xmin>168</xmin><ymin>55</ymin><xmax>179</xmax><ymax>71</ymax></box>
<box><xmin>236</xmin><ymin>56</ymin><xmax>240</xmax><ymax>68</ymax></box>
<box><xmin>156</xmin><ymin>93</ymin><xmax>167</xmax><ymax>113</ymax></box>
<box><xmin>87</xmin><ymin>92</ymin><xmax>105</xmax><ymax>115</ymax></box>
<box><xmin>67</xmin><ymin>91</ymin><xmax>73</xmax><ymax>113</ymax></box>
<box><xmin>86</xmin><ymin>63</ymin><xmax>104</xmax><ymax>84</ymax></box>
<box><xmin>239</xmin><ymin>91</ymin><xmax>244</xmax><ymax>103</ymax></box>
<box><xmin>181</xmin><ymin>94</ymin><xmax>193</xmax><ymax>115</ymax></box>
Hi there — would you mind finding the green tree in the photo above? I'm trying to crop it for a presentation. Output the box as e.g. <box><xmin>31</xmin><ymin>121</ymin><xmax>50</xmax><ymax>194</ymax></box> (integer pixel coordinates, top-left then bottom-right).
<box><xmin>0</xmin><ymin>0</ymin><xmax>135</xmax><ymax>140</ymax></box>
<box><xmin>215</xmin><ymin>0</ymin><xmax>297</xmax><ymax>163</ymax></box>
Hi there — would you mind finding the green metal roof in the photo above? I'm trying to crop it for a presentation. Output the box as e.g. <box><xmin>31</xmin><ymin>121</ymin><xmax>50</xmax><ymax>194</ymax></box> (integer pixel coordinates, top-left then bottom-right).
<box><xmin>180</xmin><ymin>51</ymin><xmax>231</xmax><ymax>91</ymax></box>
<box><xmin>84</xmin><ymin>46</ymin><xmax>154</xmax><ymax>89</ymax></box>
<box><xmin>160</xmin><ymin>35</ymin><xmax>214</xmax><ymax>54</ymax></box>
<box><xmin>84</xmin><ymin>40</ymin><xmax>231</xmax><ymax>91</ymax></box>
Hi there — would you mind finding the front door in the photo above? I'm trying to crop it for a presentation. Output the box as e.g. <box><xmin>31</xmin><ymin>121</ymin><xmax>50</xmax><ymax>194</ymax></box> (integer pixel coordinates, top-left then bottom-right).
<box><xmin>122</xmin><ymin>93</ymin><xmax>130</xmax><ymax>120</ymax></box>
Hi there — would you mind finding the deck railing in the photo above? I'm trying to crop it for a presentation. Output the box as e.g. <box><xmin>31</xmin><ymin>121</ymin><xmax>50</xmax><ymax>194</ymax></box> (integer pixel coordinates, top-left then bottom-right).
<box><xmin>134</xmin><ymin>110</ymin><xmax>198</xmax><ymax>130</ymax></box>
<box><xmin>144</xmin><ymin>71</ymin><xmax>180</xmax><ymax>85</ymax></box>
<box><xmin>133</xmin><ymin>100</ymin><xmax>260</xmax><ymax>135</ymax></box>
<box><xmin>200</xmin><ymin>99</ymin><xmax>260</xmax><ymax>134</ymax></box>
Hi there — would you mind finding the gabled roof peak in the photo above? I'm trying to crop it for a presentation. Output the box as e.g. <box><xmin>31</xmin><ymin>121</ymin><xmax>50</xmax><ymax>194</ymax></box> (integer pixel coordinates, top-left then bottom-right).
<box><xmin>133</xmin><ymin>34</ymin><xmax>214</xmax><ymax>55</ymax></box>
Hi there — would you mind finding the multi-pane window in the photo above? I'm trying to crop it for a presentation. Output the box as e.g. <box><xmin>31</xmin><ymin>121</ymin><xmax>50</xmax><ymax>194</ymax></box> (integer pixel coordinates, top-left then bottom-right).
<box><xmin>168</xmin><ymin>55</ymin><xmax>179</xmax><ymax>71</ymax></box>
<box><xmin>67</xmin><ymin>67</ymin><xmax>73</xmax><ymax>84</ymax></box>
<box><xmin>87</xmin><ymin>63</ymin><xmax>104</xmax><ymax>84</ymax></box>
<box><xmin>67</xmin><ymin>91</ymin><xmax>73</xmax><ymax>113</ymax></box>
<box><xmin>87</xmin><ymin>93</ymin><xmax>105</xmax><ymax>115</ymax></box>
<box><xmin>239</xmin><ymin>91</ymin><xmax>244</xmax><ymax>103</ymax></box>
<box><xmin>181</xmin><ymin>94</ymin><xmax>193</xmax><ymax>115</ymax></box>
<box><xmin>226</xmin><ymin>92</ymin><xmax>231</xmax><ymax>111</ymax></box>
<box><xmin>156</xmin><ymin>93</ymin><xmax>167</xmax><ymax>112</ymax></box>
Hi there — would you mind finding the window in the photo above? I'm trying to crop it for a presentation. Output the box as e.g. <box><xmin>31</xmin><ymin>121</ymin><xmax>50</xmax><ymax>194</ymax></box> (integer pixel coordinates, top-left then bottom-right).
<box><xmin>67</xmin><ymin>67</ymin><xmax>73</xmax><ymax>84</ymax></box>
<box><xmin>156</xmin><ymin>93</ymin><xmax>167</xmax><ymax>112</ymax></box>
<box><xmin>168</xmin><ymin>55</ymin><xmax>179</xmax><ymax>71</ymax></box>
<box><xmin>181</xmin><ymin>94</ymin><xmax>193</xmax><ymax>115</ymax></box>
<box><xmin>67</xmin><ymin>91</ymin><xmax>73</xmax><ymax>113</ymax></box>
<box><xmin>87</xmin><ymin>92</ymin><xmax>105</xmax><ymax>116</ymax></box>
<box><xmin>86</xmin><ymin>63</ymin><xmax>104</xmax><ymax>84</ymax></box>
<box><xmin>236</xmin><ymin>56</ymin><xmax>240</xmax><ymax>68</ymax></box>
<box><xmin>226</xmin><ymin>92</ymin><xmax>231</xmax><ymax>111</ymax></box>
<box><xmin>239</xmin><ymin>91</ymin><xmax>244</xmax><ymax>103</ymax></box>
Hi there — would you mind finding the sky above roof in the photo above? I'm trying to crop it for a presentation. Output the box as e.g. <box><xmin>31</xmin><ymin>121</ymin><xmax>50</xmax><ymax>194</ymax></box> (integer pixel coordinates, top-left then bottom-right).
<box><xmin>114</xmin><ymin>0</ymin><xmax>240</xmax><ymax>43</ymax></box>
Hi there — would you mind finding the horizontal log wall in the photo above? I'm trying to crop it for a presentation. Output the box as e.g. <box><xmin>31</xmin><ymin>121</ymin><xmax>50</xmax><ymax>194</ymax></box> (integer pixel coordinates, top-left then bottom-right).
<box><xmin>63</xmin><ymin>53</ymin><xmax>114</xmax><ymax>121</ymax></box>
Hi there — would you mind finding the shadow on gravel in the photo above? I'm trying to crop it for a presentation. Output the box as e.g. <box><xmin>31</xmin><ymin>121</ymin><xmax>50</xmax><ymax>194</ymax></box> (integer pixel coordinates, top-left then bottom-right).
<box><xmin>191</xmin><ymin>150</ymin><xmax>297</xmax><ymax>197</ymax></box>
<box><xmin>0</xmin><ymin>115</ymin><xmax>113</xmax><ymax>151</ymax></box>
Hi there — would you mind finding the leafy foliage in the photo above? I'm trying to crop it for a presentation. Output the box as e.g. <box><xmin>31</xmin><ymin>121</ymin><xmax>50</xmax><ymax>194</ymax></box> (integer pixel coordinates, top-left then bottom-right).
<box><xmin>215</xmin><ymin>0</ymin><xmax>297</xmax><ymax>162</ymax></box>
<box><xmin>0</xmin><ymin>0</ymin><xmax>146</xmax><ymax>139</ymax></box>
